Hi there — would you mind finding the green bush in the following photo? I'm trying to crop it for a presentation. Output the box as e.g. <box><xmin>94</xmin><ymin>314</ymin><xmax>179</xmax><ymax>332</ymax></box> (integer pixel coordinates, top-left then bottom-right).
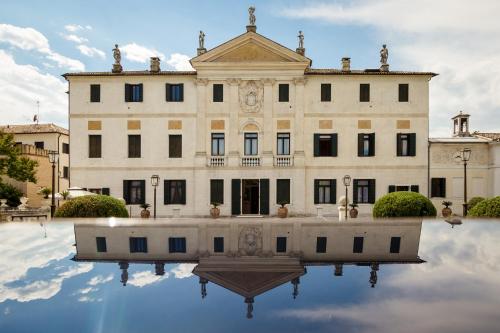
<box><xmin>468</xmin><ymin>196</ymin><xmax>500</xmax><ymax>218</ymax></box>
<box><xmin>467</xmin><ymin>197</ymin><xmax>485</xmax><ymax>212</ymax></box>
<box><xmin>373</xmin><ymin>191</ymin><xmax>437</xmax><ymax>217</ymax></box>
<box><xmin>55</xmin><ymin>195</ymin><xmax>129</xmax><ymax>218</ymax></box>
<box><xmin>0</xmin><ymin>181</ymin><xmax>23</xmax><ymax>207</ymax></box>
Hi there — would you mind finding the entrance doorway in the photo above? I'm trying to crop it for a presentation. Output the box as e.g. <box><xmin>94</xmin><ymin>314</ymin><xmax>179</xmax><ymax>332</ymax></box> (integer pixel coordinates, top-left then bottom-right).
<box><xmin>242</xmin><ymin>179</ymin><xmax>259</xmax><ymax>214</ymax></box>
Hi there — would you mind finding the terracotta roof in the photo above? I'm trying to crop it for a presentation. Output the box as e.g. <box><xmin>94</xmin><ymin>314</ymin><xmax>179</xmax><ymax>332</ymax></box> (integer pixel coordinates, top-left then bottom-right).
<box><xmin>63</xmin><ymin>70</ymin><xmax>197</xmax><ymax>78</ymax></box>
<box><xmin>0</xmin><ymin>123</ymin><xmax>69</xmax><ymax>135</ymax></box>
<box><xmin>473</xmin><ymin>132</ymin><xmax>500</xmax><ymax>142</ymax></box>
<box><xmin>306</xmin><ymin>68</ymin><xmax>438</xmax><ymax>77</ymax></box>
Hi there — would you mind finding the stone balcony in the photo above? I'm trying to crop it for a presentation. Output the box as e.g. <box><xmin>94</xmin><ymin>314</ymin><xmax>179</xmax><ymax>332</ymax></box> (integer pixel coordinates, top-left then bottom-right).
<box><xmin>241</xmin><ymin>156</ymin><xmax>261</xmax><ymax>167</ymax></box>
<box><xmin>207</xmin><ymin>156</ymin><xmax>226</xmax><ymax>167</ymax></box>
<box><xmin>274</xmin><ymin>156</ymin><xmax>294</xmax><ymax>167</ymax></box>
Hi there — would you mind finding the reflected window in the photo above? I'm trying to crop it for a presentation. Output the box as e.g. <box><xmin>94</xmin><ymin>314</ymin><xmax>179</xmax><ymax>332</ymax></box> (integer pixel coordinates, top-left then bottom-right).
<box><xmin>96</xmin><ymin>237</ymin><xmax>107</xmax><ymax>252</ymax></box>
<box><xmin>353</xmin><ymin>237</ymin><xmax>364</xmax><ymax>253</ymax></box>
<box><xmin>214</xmin><ymin>237</ymin><xmax>224</xmax><ymax>253</ymax></box>
<box><xmin>169</xmin><ymin>237</ymin><xmax>186</xmax><ymax>253</ymax></box>
<box><xmin>316</xmin><ymin>237</ymin><xmax>327</xmax><ymax>253</ymax></box>
<box><xmin>390</xmin><ymin>237</ymin><xmax>401</xmax><ymax>253</ymax></box>
<box><xmin>276</xmin><ymin>237</ymin><xmax>287</xmax><ymax>253</ymax></box>
<box><xmin>130</xmin><ymin>237</ymin><xmax>148</xmax><ymax>253</ymax></box>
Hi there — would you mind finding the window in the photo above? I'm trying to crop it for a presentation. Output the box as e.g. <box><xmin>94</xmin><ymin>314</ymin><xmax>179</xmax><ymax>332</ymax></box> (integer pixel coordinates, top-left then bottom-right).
<box><xmin>313</xmin><ymin>134</ymin><xmax>338</xmax><ymax>157</ymax></box>
<box><xmin>211</xmin><ymin>133</ymin><xmax>224</xmax><ymax>156</ymax></box>
<box><xmin>169</xmin><ymin>135</ymin><xmax>182</xmax><ymax>158</ymax></box>
<box><xmin>128</xmin><ymin>135</ymin><xmax>141</xmax><ymax>158</ymax></box>
<box><xmin>88</xmin><ymin>188</ymin><xmax>102</xmax><ymax>194</ymax></box>
<box><xmin>96</xmin><ymin>237</ymin><xmax>107</xmax><ymax>252</ymax></box>
<box><xmin>431</xmin><ymin>178</ymin><xmax>446</xmax><ymax>197</ymax></box>
<box><xmin>166</xmin><ymin>83</ymin><xmax>184</xmax><ymax>102</ymax></box>
<box><xmin>62</xmin><ymin>143</ymin><xmax>69</xmax><ymax>154</ymax></box>
<box><xmin>210</xmin><ymin>179</ymin><xmax>224</xmax><ymax>205</ymax></box>
<box><xmin>169</xmin><ymin>237</ymin><xmax>186</xmax><ymax>253</ymax></box>
<box><xmin>277</xmin><ymin>133</ymin><xmax>290</xmax><ymax>155</ymax></box>
<box><xmin>314</xmin><ymin>179</ymin><xmax>336</xmax><ymax>204</ymax></box>
<box><xmin>321</xmin><ymin>83</ymin><xmax>331</xmax><ymax>102</ymax></box>
<box><xmin>316</xmin><ymin>237</ymin><xmax>327</xmax><ymax>253</ymax></box>
<box><xmin>123</xmin><ymin>180</ymin><xmax>145</xmax><ymax>205</ymax></box>
<box><xmin>353</xmin><ymin>179</ymin><xmax>376</xmax><ymax>204</ymax></box>
<box><xmin>276</xmin><ymin>179</ymin><xmax>290</xmax><ymax>204</ymax></box>
<box><xmin>276</xmin><ymin>237</ymin><xmax>287</xmax><ymax>253</ymax></box>
<box><xmin>34</xmin><ymin>141</ymin><xmax>44</xmax><ymax>149</ymax></box>
<box><xmin>102</xmin><ymin>188</ymin><xmax>110</xmax><ymax>196</ymax></box>
<box><xmin>164</xmin><ymin>180</ymin><xmax>186</xmax><ymax>205</ymax></box>
<box><xmin>397</xmin><ymin>133</ymin><xmax>416</xmax><ymax>156</ymax></box>
<box><xmin>279</xmin><ymin>84</ymin><xmax>289</xmax><ymax>102</ymax></box>
<box><xmin>399</xmin><ymin>84</ymin><xmax>409</xmax><ymax>102</ymax></box>
<box><xmin>358</xmin><ymin>133</ymin><xmax>375</xmax><ymax>157</ymax></box>
<box><xmin>244</xmin><ymin>133</ymin><xmax>258</xmax><ymax>155</ymax></box>
<box><xmin>125</xmin><ymin>83</ymin><xmax>143</xmax><ymax>102</ymax></box>
<box><xmin>213</xmin><ymin>84</ymin><xmax>223</xmax><ymax>102</ymax></box>
<box><xmin>90</xmin><ymin>84</ymin><xmax>100</xmax><ymax>102</ymax></box>
<box><xmin>63</xmin><ymin>166</ymin><xmax>69</xmax><ymax>179</ymax></box>
<box><xmin>390</xmin><ymin>237</ymin><xmax>401</xmax><ymax>253</ymax></box>
<box><xmin>129</xmin><ymin>237</ymin><xmax>148</xmax><ymax>253</ymax></box>
<box><xmin>214</xmin><ymin>237</ymin><xmax>224</xmax><ymax>253</ymax></box>
<box><xmin>88</xmin><ymin>135</ymin><xmax>101</xmax><ymax>158</ymax></box>
<box><xmin>360</xmin><ymin>84</ymin><xmax>370</xmax><ymax>102</ymax></box>
<box><xmin>353</xmin><ymin>237</ymin><xmax>364</xmax><ymax>253</ymax></box>
<box><xmin>388</xmin><ymin>185</ymin><xmax>419</xmax><ymax>193</ymax></box>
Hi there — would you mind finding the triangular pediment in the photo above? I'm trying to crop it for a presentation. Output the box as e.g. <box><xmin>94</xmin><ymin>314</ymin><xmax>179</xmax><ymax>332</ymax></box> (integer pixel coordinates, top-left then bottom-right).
<box><xmin>191</xmin><ymin>31</ymin><xmax>311</xmax><ymax>69</ymax></box>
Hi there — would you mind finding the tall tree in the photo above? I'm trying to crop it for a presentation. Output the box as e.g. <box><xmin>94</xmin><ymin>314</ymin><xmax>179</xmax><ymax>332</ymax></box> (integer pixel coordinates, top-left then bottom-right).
<box><xmin>0</xmin><ymin>132</ymin><xmax>38</xmax><ymax>183</ymax></box>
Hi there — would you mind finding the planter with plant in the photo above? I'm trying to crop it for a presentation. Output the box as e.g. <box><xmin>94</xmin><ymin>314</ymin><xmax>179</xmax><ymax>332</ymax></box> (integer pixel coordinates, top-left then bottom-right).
<box><xmin>278</xmin><ymin>202</ymin><xmax>288</xmax><ymax>218</ymax></box>
<box><xmin>60</xmin><ymin>190</ymin><xmax>70</xmax><ymax>200</ymax></box>
<box><xmin>349</xmin><ymin>203</ymin><xmax>359</xmax><ymax>218</ymax></box>
<box><xmin>442</xmin><ymin>201</ymin><xmax>452</xmax><ymax>217</ymax></box>
<box><xmin>140</xmin><ymin>203</ymin><xmax>151</xmax><ymax>218</ymax></box>
<box><xmin>39</xmin><ymin>187</ymin><xmax>51</xmax><ymax>199</ymax></box>
<box><xmin>210</xmin><ymin>203</ymin><xmax>221</xmax><ymax>218</ymax></box>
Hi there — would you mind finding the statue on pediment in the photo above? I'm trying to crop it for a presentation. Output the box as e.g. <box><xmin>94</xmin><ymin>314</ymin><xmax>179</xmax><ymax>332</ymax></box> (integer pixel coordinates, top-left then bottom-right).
<box><xmin>298</xmin><ymin>31</ymin><xmax>304</xmax><ymax>49</ymax></box>
<box><xmin>380</xmin><ymin>44</ymin><xmax>388</xmax><ymax>65</ymax></box>
<box><xmin>248</xmin><ymin>6</ymin><xmax>256</xmax><ymax>26</ymax></box>
<box><xmin>239</xmin><ymin>80</ymin><xmax>264</xmax><ymax>113</ymax></box>
<box><xmin>199</xmin><ymin>31</ymin><xmax>205</xmax><ymax>49</ymax></box>
<box><xmin>112</xmin><ymin>44</ymin><xmax>123</xmax><ymax>73</ymax></box>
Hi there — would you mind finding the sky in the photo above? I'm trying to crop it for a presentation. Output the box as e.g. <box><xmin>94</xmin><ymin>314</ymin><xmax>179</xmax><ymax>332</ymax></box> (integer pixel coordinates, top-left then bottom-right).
<box><xmin>0</xmin><ymin>0</ymin><xmax>499</xmax><ymax>137</ymax></box>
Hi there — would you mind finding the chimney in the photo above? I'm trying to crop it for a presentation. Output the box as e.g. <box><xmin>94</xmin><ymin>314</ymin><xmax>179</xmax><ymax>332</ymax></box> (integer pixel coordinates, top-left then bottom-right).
<box><xmin>150</xmin><ymin>57</ymin><xmax>161</xmax><ymax>73</ymax></box>
<box><xmin>341</xmin><ymin>57</ymin><xmax>351</xmax><ymax>72</ymax></box>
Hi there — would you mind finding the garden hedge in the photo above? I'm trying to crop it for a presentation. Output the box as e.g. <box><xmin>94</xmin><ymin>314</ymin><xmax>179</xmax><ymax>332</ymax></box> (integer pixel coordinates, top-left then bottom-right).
<box><xmin>55</xmin><ymin>195</ymin><xmax>129</xmax><ymax>218</ymax></box>
<box><xmin>373</xmin><ymin>191</ymin><xmax>437</xmax><ymax>217</ymax></box>
<box><xmin>467</xmin><ymin>197</ymin><xmax>485</xmax><ymax>212</ymax></box>
<box><xmin>468</xmin><ymin>196</ymin><xmax>500</xmax><ymax>218</ymax></box>
<box><xmin>0</xmin><ymin>181</ymin><xmax>23</xmax><ymax>207</ymax></box>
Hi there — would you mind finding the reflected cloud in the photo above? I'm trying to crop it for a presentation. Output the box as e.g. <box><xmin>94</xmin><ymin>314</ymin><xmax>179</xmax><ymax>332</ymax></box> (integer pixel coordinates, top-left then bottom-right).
<box><xmin>87</xmin><ymin>274</ymin><xmax>114</xmax><ymax>286</ymax></box>
<box><xmin>128</xmin><ymin>271</ymin><xmax>169</xmax><ymax>288</ymax></box>
<box><xmin>170</xmin><ymin>264</ymin><xmax>196</xmax><ymax>279</ymax></box>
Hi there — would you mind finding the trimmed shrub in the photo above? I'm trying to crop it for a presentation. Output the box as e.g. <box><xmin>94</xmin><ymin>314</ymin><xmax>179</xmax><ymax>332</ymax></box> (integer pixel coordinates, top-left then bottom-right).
<box><xmin>468</xmin><ymin>196</ymin><xmax>500</xmax><ymax>218</ymax></box>
<box><xmin>0</xmin><ymin>182</ymin><xmax>23</xmax><ymax>207</ymax></box>
<box><xmin>467</xmin><ymin>197</ymin><xmax>485</xmax><ymax>212</ymax></box>
<box><xmin>373</xmin><ymin>191</ymin><xmax>437</xmax><ymax>218</ymax></box>
<box><xmin>55</xmin><ymin>195</ymin><xmax>129</xmax><ymax>218</ymax></box>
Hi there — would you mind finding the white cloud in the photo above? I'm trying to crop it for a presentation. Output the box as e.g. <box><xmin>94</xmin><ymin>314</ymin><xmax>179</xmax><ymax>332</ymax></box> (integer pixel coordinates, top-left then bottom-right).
<box><xmin>170</xmin><ymin>264</ymin><xmax>196</xmax><ymax>279</ymax></box>
<box><xmin>128</xmin><ymin>270</ymin><xmax>168</xmax><ymax>287</ymax></box>
<box><xmin>78</xmin><ymin>295</ymin><xmax>102</xmax><ymax>303</ymax></box>
<box><xmin>0</xmin><ymin>50</ymin><xmax>68</xmax><ymax>126</ymax></box>
<box><xmin>77</xmin><ymin>44</ymin><xmax>105</xmax><ymax>59</ymax></box>
<box><xmin>166</xmin><ymin>53</ymin><xmax>194</xmax><ymax>71</ymax></box>
<box><xmin>87</xmin><ymin>274</ymin><xmax>113</xmax><ymax>286</ymax></box>
<box><xmin>76</xmin><ymin>287</ymin><xmax>98</xmax><ymax>295</ymax></box>
<box><xmin>0</xmin><ymin>23</ymin><xmax>84</xmax><ymax>71</ymax></box>
<box><xmin>121</xmin><ymin>43</ymin><xmax>165</xmax><ymax>63</ymax></box>
<box><xmin>62</xmin><ymin>34</ymin><xmax>88</xmax><ymax>44</ymax></box>
<box><xmin>64</xmin><ymin>24</ymin><xmax>91</xmax><ymax>33</ymax></box>
<box><xmin>282</xmin><ymin>0</ymin><xmax>500</xmax><ymax>136</ymax></box>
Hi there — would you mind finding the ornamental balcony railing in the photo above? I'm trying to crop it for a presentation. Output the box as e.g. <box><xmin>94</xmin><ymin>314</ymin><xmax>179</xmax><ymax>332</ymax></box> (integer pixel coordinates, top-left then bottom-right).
<box><xmin>241</xmin><ymin>156</ymin><xmax>261</xmax><ymax>167</ymax></box>
<box><xmin>207</xmin><ymin>156</ymin><xmax>226</xmax><ymax>167</ymax></box>
<box><xmin>274</xmin><ymin>156</ymin><xmax>294</xmax><ymax>167</ymax></box>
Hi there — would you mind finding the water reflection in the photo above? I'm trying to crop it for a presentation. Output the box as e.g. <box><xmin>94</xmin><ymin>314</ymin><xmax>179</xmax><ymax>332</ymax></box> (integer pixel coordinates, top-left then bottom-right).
<box><xmin>72</xmin><ymin>219</ymin><xmax>424</xmax><ymax>318</ymax></box>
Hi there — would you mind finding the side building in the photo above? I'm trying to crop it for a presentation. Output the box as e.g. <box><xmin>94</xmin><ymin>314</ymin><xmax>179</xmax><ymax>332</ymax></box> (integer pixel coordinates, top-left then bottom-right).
<box><xmin>65</xmin><ymin>24</ymin><xmax>436</xmax><ymax>217</ymax></box>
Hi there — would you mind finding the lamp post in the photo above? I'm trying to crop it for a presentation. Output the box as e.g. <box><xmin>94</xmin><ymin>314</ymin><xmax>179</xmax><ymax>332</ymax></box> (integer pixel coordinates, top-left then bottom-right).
<box><xmin>342</xmin><ymin>175</ymin><xmax>351</xmax><ymax>220</ymax></box>
<box><xmin>48</xmin><ymin>151</ymin><xmax>58</xmax><ymax>218</ymax></box>
<box><xmin>458</xmin><ymin>148</ymin><xmax>471</xmax><ymax>217</ymax></box>
<box><xmin>150</xmin><ymin>175</ymin><xmax>159</xmax><ymax>219</ymax></box>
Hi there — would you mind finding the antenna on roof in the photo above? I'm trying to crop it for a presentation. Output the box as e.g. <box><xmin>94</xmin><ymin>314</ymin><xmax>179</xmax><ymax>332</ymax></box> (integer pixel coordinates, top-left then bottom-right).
<box><xmin>33</xmin><ymin>101</ymin><xmax>40</xmax><ymax>124</ymax></box>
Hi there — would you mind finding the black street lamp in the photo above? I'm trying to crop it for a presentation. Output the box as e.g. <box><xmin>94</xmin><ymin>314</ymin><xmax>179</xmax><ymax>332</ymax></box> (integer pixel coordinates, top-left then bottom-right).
<box><xmin>48</xmin><ymin>150</ymin><xmax>59</xmax><ymax>218</ymax></box>
<box><xmin>342</xmin><ymin>175</ymin><xmax>351</xmax><ymax>220</ymax></box>
<box><xmin>150</xmin><ymin>175</ymin><xmax>160</xmax><ymax>219</ymax></box>
<box><xmin>457</xmin><ymin>148</ymin><xmax>471</xmax><ymax>216</ymax></box>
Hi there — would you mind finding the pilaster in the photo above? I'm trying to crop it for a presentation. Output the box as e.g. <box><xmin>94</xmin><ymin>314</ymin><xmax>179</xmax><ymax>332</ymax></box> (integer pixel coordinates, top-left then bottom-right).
<box><xmin>262</xmin><ymin>78</ymin><xmax>276</xmax><ymax>167</ymax></box>
<box><xmin>227</xmin><ymin>78</ymin><xmax>241</xmax><ymax>167</ymax></box>
<box><xmin>195</xmin><ymin>78</ymin><xmax>209</xmax><ymax>167</ymax></box>
<box><xmin>293</xmin><ymin>77</ymin><xmax>306</xmax><ymax>167</ymax></box>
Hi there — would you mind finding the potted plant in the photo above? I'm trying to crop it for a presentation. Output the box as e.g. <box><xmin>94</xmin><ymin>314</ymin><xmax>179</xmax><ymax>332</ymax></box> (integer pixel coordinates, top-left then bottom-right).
<box><xmin>60</xmin><ymin>190</ymin><xmax>70</xmax><ymax>200</ymax></box>
<box><xmin>210</xmin><ymin>202</ymin><xmax>221</xmax><ymax>219</ymax></box>
<box><xmin>39</xmin><ymin>187</ymin><xmax>51</xmax><ymax>199</ymax></box>
<box><xmin>277</xmin><ymin>202</ymin><xmax>288</xmax><ymax>218</ymax></box>
<box><xmin>140</xmin><ymin>203</ymin><xmax>151</xmax><ymax>218</ymax></box>
<box><xmin>442</xmin><ymin>201</ymin><xmax>452</xmax><ymax>218</ymax></box>
<box><xmin>349</xmin><ymin>203</ymin><xmax>359</xmax><ymax>218</ymax></box>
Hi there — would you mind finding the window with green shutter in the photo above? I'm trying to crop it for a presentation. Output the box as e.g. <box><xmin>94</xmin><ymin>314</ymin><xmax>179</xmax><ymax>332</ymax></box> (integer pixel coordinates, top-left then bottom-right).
<box><xmin>276</xmin><ymin>179</ymin><xmax>290</xmax><ymax>205</ymax></box>
<box><xmin>210</xmin><ymin>179</ymin><xmax>224</xmax><ymax>205</ymax></box>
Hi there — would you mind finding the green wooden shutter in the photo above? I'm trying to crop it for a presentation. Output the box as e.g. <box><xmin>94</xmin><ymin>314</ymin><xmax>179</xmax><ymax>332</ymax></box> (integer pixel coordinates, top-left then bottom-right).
<box><xmin>330</xmin><ymin>179</ymin><xmax>336</xmax><ymax>204</ymax></box>
<box><xmin>164</xmin><ymin>180</ymin><xmax>171</xmax><ymax>204</ymax></box>
<box><xmin>357</xmin><ymin>133</ymin><xmax>364</xmax><ymax>156</ymax></box>
<box><xmin>231</xmin><ymin>179</ymin><xmax>241</xmax><ymax>215</ymax></box>
<box><xmin>314</xmin><ymin>180</ymin><xmax>320</xmax><ymax>204</ymax></box>
<box><xmin>388</xmin><ymin>185</ymin><xmax>396</xmax><ymax>193</ymax></box>
<box><xmin>179</xmin><ymin>84</ymin><xmax>184</xmax><ymax>101</ymax></box>
<box><xmin>409</xmin><ymin>133</ymin><xmax>416</xmax><ymax>156</ymax></box>
<box><xmin>368</xmin><ymin>179</ymin><xmax>376</xmax><ymax>203</ymax></box>
<box><xmin>165</xmin><ymin>84</ymin><xmax>171</xmax><ymax>101</ymax></box>
<box><xmin>139</xmin><ymin>180</ymin><xmax>146</xmax><ymax>204</ymax></box>
<box><xmin>396</xmin><ymin>134</ymin><xmax>402</xmax><ymax>156</ymax></box>
<box><xmin>138</xmin><ymin>84</ymin><xmax>143</xmax><ymax>102</ymax></box>
<box><xmin>276</xmin><ymin>179</ymin><xmax>290</xmax><ymax>204</ymax></box>
<box><xmin>123</xmin><ymin>180</ymin><xmax>130</xmax><ymax>204</ymax></box>
<box><xmin>102</xmin><ymin>188</ymin><xmax>110</xmax><ymax>196</ymax></box>
<box><xmin>260</xmin><ymin>179</ymin><xmax>269</xmax><ymax>215</ymax></box>
<box><xmin>331</xmin><ymin>134</ymin><xmax>338</xmax><ymax>157</ymax></box>
<box><xmin>353</xmin><ymin>180</ymin><xmax>359</xmax><ymax>203</ymax></box>
<box><xmin>370</xmin><ymin>133</ymin><xmax>376</xmax><ymax>156</ymax></box>
<box><xmin>411</xmin><ymin>185</ymin><xmax>419</xmax><ymax>193</ymax></box>
<box><xmin>125</xmin><ymin>84</ymin><xmax>131</xmax><ymax>102</ymax></box>
<box><xmin>313</xmin><ymin>134</ymin><xmax>320</xmax><ymax>156</ymax></box>
<box><xmin>210</xmin><ymin>179</ymin><xmax>223</xmax><ymax>205</ymax></box>
<box><xmin>180</xmin><ymin>180</ymin><xmax>186</xmax><ymax>204</ymax></box>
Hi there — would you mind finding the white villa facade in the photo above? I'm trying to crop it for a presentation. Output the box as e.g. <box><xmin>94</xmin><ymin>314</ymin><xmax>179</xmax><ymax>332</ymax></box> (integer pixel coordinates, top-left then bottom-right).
<box><xmin>65</xmin><ymin>23</ymin><xmax>437</xmax><ymax>217</ymax></box>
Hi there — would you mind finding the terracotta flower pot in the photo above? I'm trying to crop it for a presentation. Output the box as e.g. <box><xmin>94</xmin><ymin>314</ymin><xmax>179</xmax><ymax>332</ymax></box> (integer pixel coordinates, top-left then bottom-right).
<box><xmin>278</xmin><ymin>206</ymin><xmax>288</xmax><ymax>218</ymax></box>
<box><xmin>349</xmin><ymin>208</ymin><xmax>358</xmax><ymax>218</ymax></box>
<box><xmin>210</xmin><ymin>207</ymin><xmax>220</xmax><ymax>219</ymax></box>
<box><xmin>141</xmin><ymin>209</ymin><xmax>151</xmax><ymax>218</ymax></box>
<box><xmin>442</xmin><ymin>207</ymin><xmax>452</xmax><ymax>218</ymax></box>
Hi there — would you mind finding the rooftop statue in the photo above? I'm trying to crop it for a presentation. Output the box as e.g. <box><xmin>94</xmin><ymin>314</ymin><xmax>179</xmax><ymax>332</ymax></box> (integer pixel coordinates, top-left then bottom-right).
<box><xmin>248</xmin><ymin>6</ymin><xmax>256</xmax><ymax>26</ymax></box>
<box><xmin>199</xmin><ymin>31</ymin><xmax>205</xmax><ymax>49</ymax></box>
<box><xmin>298</xmin><ymin>31</ymin><xmax>304</xmax><ymax>49</ymax></box>
<box><xmin>113</xmin><ymin>44</ymin><xmax>121</xmax><ymax>65</ymax></box>
<box><xmin>380</xmin><ymin>44</ymin><xmax>388</xmax><ymax>65</ymax></box>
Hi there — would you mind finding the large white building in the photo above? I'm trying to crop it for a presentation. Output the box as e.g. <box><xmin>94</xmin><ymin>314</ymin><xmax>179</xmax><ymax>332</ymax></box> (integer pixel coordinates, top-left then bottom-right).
<box><xmin>65</xmin><ymin>20</ymin><xmax>437</xmax><ymax>217</ymax></box>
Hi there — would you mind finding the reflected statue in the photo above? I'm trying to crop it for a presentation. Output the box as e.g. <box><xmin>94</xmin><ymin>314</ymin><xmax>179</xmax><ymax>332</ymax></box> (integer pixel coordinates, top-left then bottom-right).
<box><xmin>292</xmin><ymin>277</ymin><xmax>300</xmax><ymax>299</ymax></box>
<box><xmin>119</xmin><ymin>262</ymin><xmax>129</xmax><ymax>286</ymax></box>
<box><xmin>245</xmin><ymin>297</ymin><xmax>254</xmax><ymax>319</ymax></box>
<box><xmin>370</xmin><ymin>263</ymin><xmax>379</xmax><ymax>288</ymax></box>
<box><xmin>155</xmin><ymin>262</ymin><xmax>165</xmax><ymax>276</ymax></box>
<box><xmin>199</xmin><ymin>277</ymin><xmax>208</xmax><ymax>299</ymax></box>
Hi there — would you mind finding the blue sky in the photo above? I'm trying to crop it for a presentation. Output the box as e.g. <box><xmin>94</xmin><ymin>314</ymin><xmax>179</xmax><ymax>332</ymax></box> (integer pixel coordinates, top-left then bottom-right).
<box><xmin>1</xmin><ymin>0</ymin><xmax>499</xmax><ymax>136</ymax></box>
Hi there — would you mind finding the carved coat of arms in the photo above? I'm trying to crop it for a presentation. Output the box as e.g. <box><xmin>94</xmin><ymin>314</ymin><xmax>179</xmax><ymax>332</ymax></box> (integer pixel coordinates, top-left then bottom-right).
<box><xmin>239</xmin><ymin>80</ymin><xmax>264</xmax><ymax>113</ymax></box>
<box><xmin>238</xmin><ymin>226</ymin><xmax>263</xmax><ymax>256</ymax></box>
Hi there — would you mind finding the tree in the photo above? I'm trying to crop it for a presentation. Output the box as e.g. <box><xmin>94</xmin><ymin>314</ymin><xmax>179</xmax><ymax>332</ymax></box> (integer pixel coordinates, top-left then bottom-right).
<box><xmin>0</xmin><ymin>132</ymin><xmax>38</xmax><ymax>183</ymax></box>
